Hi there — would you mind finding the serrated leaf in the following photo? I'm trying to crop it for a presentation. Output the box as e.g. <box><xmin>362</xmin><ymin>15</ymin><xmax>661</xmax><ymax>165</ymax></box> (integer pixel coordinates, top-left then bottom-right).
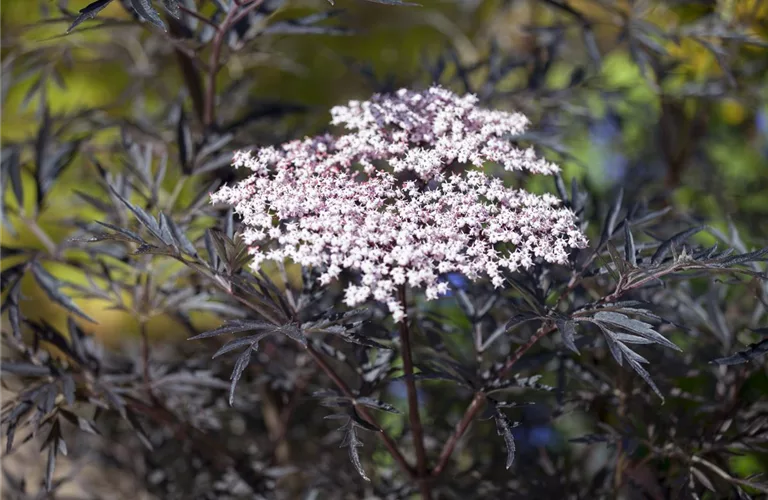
<box><xmin>355</xmin><ymin>397</ymin><xmax>400</xmax><ymax>414</ymax></box>
<box><xmin>606</xmin><ymin>241</ymin><xmax>629</xmax><ymax>276</ymax></box>
<box><xmin>130</xmin><ymin>0</ymin><xmax>167</xmax><ymax>31</ymax></box>
<box><xmin>335</xmin><ymin>418</ymin><xmax>370</xmax><ymax>481</ymax></box>
<box><xmin>163</xmin><ymin>0</ymin><xmax>181</xmax><ymax>18</ymax></box>
<box><xmin>187</xmin><ymin>319</ymin><xmax>276</xmax><ymax>340</ymax></box>
<box><xmin>617</xmin><ymin>343</ymin><xmax>664</xmax><ymax>400</ymax></box>
<box><xmin>31</xmin><ymin>262</ymin><xmax>96</xmax><ymax>323</ymax></box>
<box><xmin>109</xmin><ymin>187</ymin><xmax>165</xmax><ymax>243</ymax></box>
<box><xmin>492</xmin><ymin>406</ymin><xmax>517</xmax><ymax>469</ymax></box>
<box><xmin>610</xmin><ymin>332</ymin><xmax>656</xmax><ymax>344</ymax></box>
<box><xmin>650</xmin><ymin>226</ymin><xmax>705</xmax><ymax>265</ymax></box>
<box><xmin>204</xmin><ymin>229</ymin><xmax>219</xmax><ymax>270</ymax></box>
<box><xmin>211</xmin><ymin>332</ymin><xmax>270</xmax><ymax>358</ymax></box>
<box><xmin>593</xmin><ymin>311</ymin><xmax>680</xmax><ymax>351</ymax></box>
<box><xmin>157</xmin><ymin>213</ymin><xmax>177</xmax><ymax>247</ymax></box>
<box><xmin>624</xmin><ymin>220</ymin><xmax>637</xmax><ymax>266</ymax></box>
<box><xmin>67</xmin><ymin>0</ymin><xmax>114</xmax><ymax>33</ymax></box>
<box><xmin>133</xmin><ymin>244</ymin><xmax>172</xmax><ymax>256</ymax></box>
<box><xmin>208</xmin><ymin>228</ymin><xmax>251</xmax><ymax>274</ymax></box>
<box><xmin>556</xmin><ymin>319</ymin><xmax>579</xmax><ymax>354</ymax></box>
<box><xmin>348</xmin><ymin>407</ymin><xmax>379</xmax><ymax>433</ymax></box>
<box><xmin>93</xmin><ymin>220</ymin><xmax>145</xmax><ymax>244</ymax></box>
<box><xmin>229</xmin><ymin>345</ymin><xmax>254</xmax><ymax>406</ymax></box>
<box><xmin>710</xmin><ymin>337</ymin><xmax>768</xmax><ymax>365</ymax></box>
<box><xmin>73</xmin><ymin>190</ymin><xmax>111</xmax><ymax>211</ymax></box>
<box><xmin>603</xmin><ymin>332</ymin><xmax>624</xmax><ymax>366</ymax></box>
<box><xmin>599</xmin><ymin>188</ymin><xmax>623</xmax><ymax>247</ymax></box>
<box><xmin>276</xmin><ymin>323</ymin><xmax>307</xmax><ymax>346</ymax></box>
<box><xmin>484</xmin><ymin>375</ymin><xmax>553</xmax><ymax>393</ymax></box>
<box><xmin>717</xmin><ymin>247</ymin><xmax>768</xmax><ymax>267</ymax></box>
<box><xmin>165</xmin><ymin>217</ymin><xmax>197</xmax><ymax>256</ymax></box>
<box><xmin>393</xmin><ymin>369</ymin><xmax>467</xmax><ymax>386</ymax></box>
<box><xmin>36</xmin><ymin>141</ymin><xmax>81</xmax><ymax>208</ymax></box>
<box><xmin>319</xmin><ymin>327</ymin><xmax>390</xmax><ymax>349</ymax></box>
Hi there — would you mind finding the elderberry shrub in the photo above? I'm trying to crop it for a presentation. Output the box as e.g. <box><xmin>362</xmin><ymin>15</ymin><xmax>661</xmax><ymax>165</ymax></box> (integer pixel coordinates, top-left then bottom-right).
<box><xmin>2</xmin><ymin>1</ymin><xmax>767</xmax><ymax>499</ymax></box>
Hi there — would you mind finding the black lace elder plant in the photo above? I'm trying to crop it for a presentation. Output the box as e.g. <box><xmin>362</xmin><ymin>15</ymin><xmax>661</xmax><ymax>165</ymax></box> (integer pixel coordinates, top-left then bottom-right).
<box><xmin>3</xmin><ymin>122</ymin><xmax>768</xmax><ymax>497</ymax></box>
<box><xmin>85</xmin><ymin>87</ymin><xmax>764</xmax><ymax>498</ymax></box>
<box><xmin>3</xmin><ymin>1</ymin><xmax>768</xmax><ymax>498</ymax></box>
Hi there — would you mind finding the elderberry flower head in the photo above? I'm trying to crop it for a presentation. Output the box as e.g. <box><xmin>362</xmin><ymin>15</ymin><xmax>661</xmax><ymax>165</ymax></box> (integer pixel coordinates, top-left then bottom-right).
<box><xmin>212</xmin><ymin>86</ymin><xmax>587</xmax><ymax>321</ymax></box>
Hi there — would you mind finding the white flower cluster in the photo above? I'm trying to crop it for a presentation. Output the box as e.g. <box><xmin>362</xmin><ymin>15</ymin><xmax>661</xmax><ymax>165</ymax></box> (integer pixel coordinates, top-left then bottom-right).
<box><xmin>213</xmin><ymin>86</ymin><xmax>587</xmax><ymax>321</ymax></box>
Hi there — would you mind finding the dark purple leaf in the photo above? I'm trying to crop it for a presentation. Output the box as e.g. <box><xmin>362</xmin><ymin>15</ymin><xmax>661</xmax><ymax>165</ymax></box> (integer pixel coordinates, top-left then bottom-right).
<box><xmin>599</xmin><ymin>188</ymin><xmax>623</xmax><ymax>247</ymax></box>
<box><xmin>163</xmin><ymin>0</ymin><xmax>181</xmax><ymax>18</ymax></box>
<box><xmin>711</xmin><ymin>337</ymin><xmax>768</xmax><ymax>365</ymax></box>
<box><xmin>229</xmin><ymin>345</ymin><xmax>254</xmax><ymax>406</ymax></box>
<box><xmin>67</xmin><ymin>0</ymin><xmax>114</xmax><ymax>33</ymax></box>
<box><xmin>211</xmin><ymin>332</ymin><xmax>270</xmax><ymax>358</ymax></box>
<box><xmin>130</xmin><ymin>0</ymin><xmax>167</xmax><ymax>31</ymax></box>
<box><xmin>650</xmin><ymin>226</ymin><xmax>705</xmax><ymax>265</ymax></box>
<box><xmin>188</xmin><ymin>319</ymin><xmax>276</xmax><ymax>340</ymax></box>
<box><xmin>556</xmin><ymin>319</ymin><xmax>579</xmax><ymax>354</ymax></box>
<box><xmin>491</xmin><ymin>404</ymin><xmax>517</xmax><ymax>469</ymax></box>
<box><xmin>1</xmin><ymin>363</ymin><xmax>51</xmax><ymax>377</ymax></box>
<box><xmin>31</xmin><ymin>262</ymin><xmax>96</xmax><ymax>323</ymax></box>
<box><xmin>355</xmin><ymin>397</ymin><xmax>400</xmax><ymax>414</ymax></box>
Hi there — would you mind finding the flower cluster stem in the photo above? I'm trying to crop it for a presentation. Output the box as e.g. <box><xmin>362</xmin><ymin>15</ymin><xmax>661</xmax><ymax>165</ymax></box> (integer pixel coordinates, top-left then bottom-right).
<box><xmin>397</xmin><ymin>286</ymin><xmax>432</xmax><ymax>499</ymax></box>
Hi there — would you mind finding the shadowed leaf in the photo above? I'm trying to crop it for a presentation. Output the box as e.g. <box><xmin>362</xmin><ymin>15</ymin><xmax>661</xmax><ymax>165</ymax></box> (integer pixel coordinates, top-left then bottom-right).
<box><xmin>67</xmin><ymin>0</ymin><xmax>114</xmax><ymax>33</ymax></box>
<box><xmin>31</xmin><ymin>262</ymin><xmax>96</xmax><ymax>323</ymax></box>
<box><xmin>130</xmin><ymin>0</ymin><xmax>167</xmax><ymax>31</ymax></box>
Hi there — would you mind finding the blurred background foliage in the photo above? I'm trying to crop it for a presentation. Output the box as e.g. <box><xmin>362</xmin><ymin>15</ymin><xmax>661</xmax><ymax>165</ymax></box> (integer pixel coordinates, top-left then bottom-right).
<box><xmin>2</xmin><ymin>0</ymin><xmax>768</xmax><ymax>346</ymax></box>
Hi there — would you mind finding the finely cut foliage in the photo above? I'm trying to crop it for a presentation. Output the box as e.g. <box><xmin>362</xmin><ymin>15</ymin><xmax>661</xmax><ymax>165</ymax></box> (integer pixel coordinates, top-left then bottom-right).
<box><xmin>212</xmin><ymin>87</ymin><xmax>587</xmax><ymax>320</ymax></box>
<box><xmin>3</xmin><ymin>1</ymin><xmax>768</xmax><ymax>499</ymax></box>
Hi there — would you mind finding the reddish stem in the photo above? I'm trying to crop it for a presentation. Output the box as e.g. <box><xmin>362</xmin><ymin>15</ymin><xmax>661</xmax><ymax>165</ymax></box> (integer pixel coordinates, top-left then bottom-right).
<box><xmin>203</xmin><ymin>0</ymin><xmax>265</xmax><ymax>128</ymax></box>
<box><xmin>432</xmin><ymin>392</ymin><xmax>486</xmax><ymax>477</ymax></box>
<box><xmin>397</xmin><ymin>286</ymin><xmax>432</xmax><ymax>499</ymax></box>
<box><xmin>430</xmin><ymin>322</ymin><xmax>553</xmax><ymax>477</ymax></box>
<box><xmin>306</xmin><ymin>345</ymin><xmax>415</xmax><ymax>479</ymax></box>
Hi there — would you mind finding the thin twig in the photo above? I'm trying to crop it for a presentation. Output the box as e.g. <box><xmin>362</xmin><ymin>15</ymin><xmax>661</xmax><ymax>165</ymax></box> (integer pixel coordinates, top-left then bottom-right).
<box><xmin>498</xmin><ymin>322</ymin><xmax>555</xmax><ymax>379</ymax></box>
<box><xmin>432</xmin><ymin>392</ymin><xmax>486</xmax><ymax>477</ymax></box>
<box><xmin>306</xmin><ymin>346</ymin><xmax>415</xmax><ymax>479</ymax></box>
<box><xmin>431</xmin><ymin>322</ymin><xmax>554</xmax><ymax>476</ymax></box>
<box><xmin>203</xmin><ymin>0</ymin><xmax>265</xmax><ymax>128</ymax></box>
<box><xmin>397</xmin><ymin>286</ymin><xmax>432</xmax><ymax>499</ymax></box>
